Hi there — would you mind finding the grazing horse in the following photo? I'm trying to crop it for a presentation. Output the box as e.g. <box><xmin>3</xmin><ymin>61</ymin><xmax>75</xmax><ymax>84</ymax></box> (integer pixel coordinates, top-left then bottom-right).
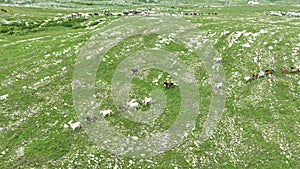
<box><xmin>291</xmin><ymin>67</ymin><xmax>299</xmax><ymax>73</ymax></box>
<box><xmin>1</xmin><ymin>9</ymin><xmax>7</xmax><ymax>13</ymax></box>
<box><xmin>265</xmin><ymin>69</ymin><xmax>274</xmax><ymax>75</ymax></box>
<box><xmin>252</xmin><ymin>74</ymin><xmax>258</xmax><ymax>80</ymax></box>
<box><xmin>104</xmin><ymin>12</ymin><xmax>112</xmax><ymax>16</ymax></box>
<box><xmin>214</xmin><ymin>82</ymin><xmax>223</xmax><ymax>88</ymax></box>
<box><xmin>71</xmin><ymin>13</ymin><xmax>77</xmax><ymax>17</ymax></box>
<box><xmin>213</xmin><ymin>57</ymin><xmax>222</xmax><ymax>63</ymax></box>
<box><xmin>127</xmin><ymin>99</ymin><xmax>140</xmax><ymax>109</ymax></box>
<box><xmin>211</xmin><ymin>90</ymin><xmax>217</xmax><ymax>95</ymax></box>
<box><xmin>99</xmin><ymin>109</ymin><xmax>114</xmax><ymax>117</ymax></box>
<box><xmin>68</xmin><ymin>120</ymin><xmax>81</xmax><ymax>131</ymax></box>
<box><xmin>280</xmin><ymin>67</ymin><xmax>288</xmax><ymax>73</ymax></box>
<box><xmin>132</xmin><ymin>10</ymin><xmax>140</xmax><ymax>15</ymax></box>
<box><xmin>164</xmin><ymin>82</ymin><xmax>175</xmax><ymax>88</ymax></box>
<box><xmin>142</xmin><ymin>97</ymin><xmax>153</xmax><ymax>106</ymax></box>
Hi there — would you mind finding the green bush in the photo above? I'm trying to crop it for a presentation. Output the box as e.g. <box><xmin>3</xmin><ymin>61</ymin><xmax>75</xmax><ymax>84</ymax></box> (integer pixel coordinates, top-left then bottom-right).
<box><xmin>0</xmin><ymin>26</ymin><xmax>14</xmax><ymax>33</ymax></box>
<box><xmin>60</xmin><ymin>17</ymin><xmax>87</xmax><ymax>28</ymax></box>
<box><xmin>88</xmin><ymin>20</ymin><xmax>100</xmax><ymax>27</ymax></box>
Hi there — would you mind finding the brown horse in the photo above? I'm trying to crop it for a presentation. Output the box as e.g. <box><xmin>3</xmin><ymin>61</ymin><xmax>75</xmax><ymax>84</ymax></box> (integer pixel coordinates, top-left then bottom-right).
<box><xmin>280</xmin><ymin>67</ymin><xmax>288</xmax><ymax>73</ymax></box>
<box><xmin>252</xmin><ymin>74</ymin><xmax>258</xmax><ymax>80</ymax></box>
<box><xmin>265</xmin><ymin>69</ymin><xmax>275</xmax><ymax>75</ymax></box>
<box><xmin>291</xmin><ymin>67</ymin><xmax>299</xmax><ymax>73</ymax></box>
<box><xmin>164</xmin><ymin>82</ymin><xmax>175</xmax><ymax>88</ymax></box>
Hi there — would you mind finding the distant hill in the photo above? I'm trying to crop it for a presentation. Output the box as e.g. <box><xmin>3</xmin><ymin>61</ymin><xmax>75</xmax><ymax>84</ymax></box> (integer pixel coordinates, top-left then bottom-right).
<box><xmin>0</xmin><ymin>0</ymin><xmax>296</xmax><ymax>8</ymax></box>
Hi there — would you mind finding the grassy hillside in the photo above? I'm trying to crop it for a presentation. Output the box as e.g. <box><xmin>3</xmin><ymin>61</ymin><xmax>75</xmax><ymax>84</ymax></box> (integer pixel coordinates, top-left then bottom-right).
<box><xmin>0</xmin><ymin>0</ymin><xmax>297</xmax><ymax>8</ymax></box>
<box><xmin>0</xmin><ymin>2</ymin><xmax>299</xmax><ymax>169</ymax></box>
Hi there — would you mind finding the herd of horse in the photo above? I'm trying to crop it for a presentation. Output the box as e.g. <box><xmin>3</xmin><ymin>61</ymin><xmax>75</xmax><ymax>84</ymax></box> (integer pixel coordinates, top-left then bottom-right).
<box><xmin>246</xmin><ymin>67</ymin><xmax>300</xmax><ymax>82</ymax></box>
<box><xmin>1</xmin><ymin>7</ymin><xmax>218</xmax><ymax>17</ymax></box>
<box><xmin>3</xmin><ymin>6</ymin><xmax>297</xmax><ymax>85</ymax></box>
<box><xmin>183</xmin><ymin>12</ymin><xmax>218</xmax><ymax>16</ymax></box>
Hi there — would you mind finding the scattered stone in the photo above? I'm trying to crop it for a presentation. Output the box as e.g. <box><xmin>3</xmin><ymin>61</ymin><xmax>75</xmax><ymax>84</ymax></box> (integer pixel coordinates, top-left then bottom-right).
<box><xmin>0</xmin><ymin>94</ymin><xmax>8</xmax><ymax>100</ymax></box>
<box><xmin>118</xmin><ymin>105</ymin><xmax>127</xmax><ymax>112</ymax></box>
<box><xmin>16</xmin><ymin>147</ymin><xmax>24</xmax><ymax>157</ymax></box>
<box><xmin>131</xmin><ymin>68</ymin><xmax>138</xmax><ymax>74</ymax></box>
<box><xmin>63</xmin><ymin>124</ymin><xmax>69</xmax><ymax>129</ymax></box>
<box><xmin>86</xmin><ymin>115</ymin><xmax>97</xmax><ymax>122</ymax></box>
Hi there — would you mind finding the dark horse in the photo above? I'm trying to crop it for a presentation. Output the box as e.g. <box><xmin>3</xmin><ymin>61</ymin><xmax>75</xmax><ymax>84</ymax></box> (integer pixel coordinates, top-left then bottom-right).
<box><xmin>265</xmin><ymin>69</ymin><xmax>275</xmax><ymax>75</ymax></box>
<box><xmin>164</xmin><ymin>82</ymin><xmax>175</xmax><ymax>88</ymax></box>
<box><xmin>1</xmin><ymin>9</ymin><xmax>7</xmax><ymax>13</ymax></box>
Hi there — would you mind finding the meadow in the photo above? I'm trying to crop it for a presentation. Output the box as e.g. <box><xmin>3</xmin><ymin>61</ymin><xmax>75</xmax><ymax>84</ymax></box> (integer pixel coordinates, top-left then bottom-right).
<box><xmin>0</xmin><ymin>1</ymin><xmax>299</xmax><ymax>168</ymax></box>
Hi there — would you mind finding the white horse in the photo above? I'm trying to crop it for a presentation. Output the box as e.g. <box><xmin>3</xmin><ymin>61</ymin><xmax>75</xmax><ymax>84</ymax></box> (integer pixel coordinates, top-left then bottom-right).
<box><xmin>99</xmin><ymin>109</ymin><xmax>114</xmax><ymax>117</ymax></box>
<box><xmin>142</xmin><ymin>97</ymin><xmax>153</xmax><ymax>105</ymax></box>
<box><xmin>127</xmin><ymin>99</ymin><xmax>140</xmax><ymax>109</ymax></box>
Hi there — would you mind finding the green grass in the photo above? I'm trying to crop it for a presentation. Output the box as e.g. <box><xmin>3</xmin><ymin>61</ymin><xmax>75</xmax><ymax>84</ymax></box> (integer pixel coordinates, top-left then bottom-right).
<box><xmin>0</xmin><ymin>2</ymin><xmax>300</xmax><ymax>168</ymax></box>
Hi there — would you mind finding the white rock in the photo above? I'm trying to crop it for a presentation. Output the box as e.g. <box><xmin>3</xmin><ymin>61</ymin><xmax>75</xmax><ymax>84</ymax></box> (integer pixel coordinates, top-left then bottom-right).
<box><xmin>242</xmin><ymin>43</ymin><xmax>251</xmax><ymax>48</ymax></box>
<box><xmin>16</xmin><ymin>147</ymin><xmax>24</xmax><ymax>157</ymax></box>
<box><xmin>132</xmin><ymin>136</ymin><xmax>139</xmax><ymax>141</ymax></box>
<box><xmin>244</xmin><ymin>76</ymin><xmax>251</xmax><ymax>82</ymax></box>
<box><xmin>0</xmin><ymin>94</ymin><xmax>8</xmax><ymax>100</ymax></box>
<box><xmin>63</xmin><ymin>124</ymin><xmax>69</xmax><ymax>129</ymax></box>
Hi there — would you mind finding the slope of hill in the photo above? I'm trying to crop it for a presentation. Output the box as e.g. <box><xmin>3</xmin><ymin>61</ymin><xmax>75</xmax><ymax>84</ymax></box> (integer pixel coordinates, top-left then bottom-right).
<box><xmin>0</xmin><ymin>2</ymin><xmax>299</xmax><ymax>169</ymax></box>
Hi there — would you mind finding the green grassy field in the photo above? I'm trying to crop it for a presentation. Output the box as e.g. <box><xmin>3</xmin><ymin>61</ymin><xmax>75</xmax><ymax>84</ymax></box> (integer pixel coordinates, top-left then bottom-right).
<box><xmin>0</xmin><ymin>1</ymin><xmax>300</xmax><ymax>168</ymax></box>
